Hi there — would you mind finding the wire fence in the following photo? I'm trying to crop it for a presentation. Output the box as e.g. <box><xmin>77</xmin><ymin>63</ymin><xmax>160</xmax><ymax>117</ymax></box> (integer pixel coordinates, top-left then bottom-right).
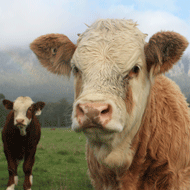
<box><xmin>0</xmin><ymin>114</ymin><xmax>72</xmax><ymax>129</ymax></box>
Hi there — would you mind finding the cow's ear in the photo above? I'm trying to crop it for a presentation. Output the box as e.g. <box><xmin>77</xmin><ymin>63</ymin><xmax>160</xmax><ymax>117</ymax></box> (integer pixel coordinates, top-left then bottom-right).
<box><xmin>30</xmin><ymin>34</ymin><xmax>76</xmax><ymax>77</ymax></box>
<box><xmin>145</xmin><ymin>31</ymin><xmax>188</xmax><ymax>76</ymax></box>
<box><xmin>2</xmin><ymin>100</ymin><xmax>13</xmax><ymax>110</ymax></box>
<box><xmin>31</xmin><ymin>102</ymin><xmax>45</xmax><ymax>116</ymax></box>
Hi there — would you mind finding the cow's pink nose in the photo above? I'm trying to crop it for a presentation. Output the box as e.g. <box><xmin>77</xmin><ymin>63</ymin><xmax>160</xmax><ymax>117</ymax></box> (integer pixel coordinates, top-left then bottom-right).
<box><xmin>76</xmin><ymin>103</ymin><xmax>112</xmax><ymax>127</ymax></box>
<box><xmin>16</xmin><ymin>119</ymin><xmax>24</xmax><ymax>124</ymax></box>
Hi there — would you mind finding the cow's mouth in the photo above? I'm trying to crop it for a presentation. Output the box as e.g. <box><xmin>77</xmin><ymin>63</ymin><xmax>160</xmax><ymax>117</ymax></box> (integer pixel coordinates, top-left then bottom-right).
<box><xmin>80</xmin><ymin>124</ymin><xmax>116</xmax><ymax>142</ymax></box>
<box><xmin>83</xmin><ymin>125</ymin><xmax>115</xmax><ymax>133</ymax></box>
<box><xmin>16</xmin><ymin>125</ymin><xmax>27</xmax><ymax>136</ymax></box>
<box><xmin>76</xmin><ymin>122</ymin><xmax>116</xmax><ymax>133</ymax></box>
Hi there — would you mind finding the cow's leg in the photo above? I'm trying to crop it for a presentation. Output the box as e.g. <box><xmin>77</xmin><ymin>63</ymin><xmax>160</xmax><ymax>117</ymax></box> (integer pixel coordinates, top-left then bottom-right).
<box><xmin>5</xmin><ymin>156</ymin><xmax>19</xmax><ymax>190</ymax></box>
<box><xmin>23</xmin><ymin>148</ymin><xmax>37</xmax><ymax>190</ymax></box>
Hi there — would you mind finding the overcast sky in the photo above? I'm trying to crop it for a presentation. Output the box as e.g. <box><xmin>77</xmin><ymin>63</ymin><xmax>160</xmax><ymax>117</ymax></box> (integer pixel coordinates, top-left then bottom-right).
<box><xmin>0</xmin><ymin>0</ymin><xmax>190</xmax><ymax>102</ymax></box>
<box><xmin>1</xmin><ymin>0</ymin><xmax>190</xmax><ymax>53</ymax></box>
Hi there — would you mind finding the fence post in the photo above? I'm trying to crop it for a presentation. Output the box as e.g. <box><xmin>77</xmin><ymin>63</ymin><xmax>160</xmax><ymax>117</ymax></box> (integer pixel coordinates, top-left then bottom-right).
<box><xmin>41</xmin><ymin>116</ymin><xmax>45</xmax><ymax>128</ymax></box>
<box><xmin>57</xmin><ymin>116</ymin><xmax>60</xmax><ymax>128</ymax></box>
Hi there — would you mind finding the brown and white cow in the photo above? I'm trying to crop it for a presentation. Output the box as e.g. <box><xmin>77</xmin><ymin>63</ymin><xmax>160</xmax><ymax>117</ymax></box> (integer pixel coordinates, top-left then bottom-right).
<box><xmin>30</xmin><ymin>19</ymin><xmax>190</xmax><ymax>189</ymax></box>
<box><xmin>1</xmin><ymin>96</ymin><xmax>45</xmax><ymax>190</ymax></box>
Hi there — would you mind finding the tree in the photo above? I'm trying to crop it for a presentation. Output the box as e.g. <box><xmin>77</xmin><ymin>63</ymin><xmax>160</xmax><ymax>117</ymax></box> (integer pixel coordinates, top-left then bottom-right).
<box><xmin>0</xmin><ymin>93</ymin><xmax>5</xmax><ymax>100</ymax></box>
<box><xmin>39</xmin><ymin>98</ymin><xmax>73</xmax><ymax>128</ymax></box>
<box><xmin>0</xmin><ymin>94</ymin><xmax>8</xmax><ymax>128</ymax></box>
<box><xmin>182</xmin><ymin>56</ymin><xmax>190</xmax><ymax>75</ymax></box>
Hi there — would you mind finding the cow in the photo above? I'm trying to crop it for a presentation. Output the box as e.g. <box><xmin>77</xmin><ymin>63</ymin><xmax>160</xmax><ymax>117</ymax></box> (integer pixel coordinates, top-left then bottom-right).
<box><xmin>1</xmin><ymin>96</ymin><xmax>45</xmax><ymax>190</ymax></box>
<box><xmin>30</xmin><ymin>19</ymin><xmax>190</xmax><ymax>189</ymax></box>
<box><xmin>51</xmin><ymin>128</ymin><xmax>56</xmax><ymax>130</ymax></box>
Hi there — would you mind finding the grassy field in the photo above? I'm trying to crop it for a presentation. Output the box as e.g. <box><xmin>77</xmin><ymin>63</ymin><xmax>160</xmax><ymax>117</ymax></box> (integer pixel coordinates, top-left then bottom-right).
<box><xmin>0</xmin><ymin>128</ymin><xmax>93</xmax><ymax>190</ymax></box>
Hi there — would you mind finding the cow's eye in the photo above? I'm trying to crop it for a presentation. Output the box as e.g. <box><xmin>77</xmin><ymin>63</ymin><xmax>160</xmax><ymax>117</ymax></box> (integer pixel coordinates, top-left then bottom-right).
<box><xmin>123</xmin><ymin>65</ymin><xmax>140</xmax><ymax>80</ymax></box>
<box><xmin>132</xmin><ymin>65</ymin><xmax>140</xmax><ymax>74</ymax></box>
<box><xmin>72</xmin><ymin>65</ymin><xmax>79</xmax><ymax>74</ymax></box>
<box><xmin>51</xmin><ymin>48</ymin><xmax>57</xmax><ymax>55</ymax></box>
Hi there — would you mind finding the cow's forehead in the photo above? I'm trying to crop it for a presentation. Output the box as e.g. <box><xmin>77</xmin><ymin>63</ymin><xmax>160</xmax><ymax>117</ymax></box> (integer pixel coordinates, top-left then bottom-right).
<box><xmin>77</xmin><ymin>19</ymin><xmax>146</xmax><ymax>44</ymax></box>
<box><xmin>72</xmin><ymin>19</ymin><xmax>147</xmax><ymax>71</ymax></box>
<box><xmin>13</xmin><ymin>96</ymin><xmax>34</xmax><ymax>111</ymax></box>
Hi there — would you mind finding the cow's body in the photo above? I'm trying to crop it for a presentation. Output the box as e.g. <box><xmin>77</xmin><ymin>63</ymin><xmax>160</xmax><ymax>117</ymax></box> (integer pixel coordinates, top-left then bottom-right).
<box><xmin>2</xmin><ymin>96</ymin><xmax>45</xmax><ymax>190</ymax></box>
<box><xmin>30</xmin><ymin>19</ymin><xmax>190</xmax><ymax>189</ymax></box>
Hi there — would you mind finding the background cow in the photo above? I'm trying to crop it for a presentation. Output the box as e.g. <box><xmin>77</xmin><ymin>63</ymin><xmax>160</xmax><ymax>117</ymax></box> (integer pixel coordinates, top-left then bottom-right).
<box><xmin>30</xmin><ymin>19</ymin><xmax>190</xmax><ymax>189</ymax></box>
<box><xmin>2</xmin><ymin>96</ymin><xmax>45</xmax><ymax>190</ymax></box>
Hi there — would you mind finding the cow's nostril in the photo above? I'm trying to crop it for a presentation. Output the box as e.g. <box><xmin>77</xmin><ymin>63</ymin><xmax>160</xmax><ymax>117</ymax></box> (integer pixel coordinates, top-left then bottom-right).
<box><xmin>76</xmin><ymin>103</ymin><xmax>112</xmax><ymax>128</ymax></box>
<box><xmin>77</xmin><ymin>104</ymin><xmax>85</xmax><ymax>117</ymax></box>
<box><xmin>101</xmin><ymin>107</ymin><xmax>109</xmax><ymax>114</ymax></box>
<box><xmin>79</xmin><ymin>106</ymin><xmax>84</xmax><ymax>114</ymax></box>
<box><xmin>16</xmin><ymin>119</ymin><xmax>24</xmax><ymax>124</ymax></box>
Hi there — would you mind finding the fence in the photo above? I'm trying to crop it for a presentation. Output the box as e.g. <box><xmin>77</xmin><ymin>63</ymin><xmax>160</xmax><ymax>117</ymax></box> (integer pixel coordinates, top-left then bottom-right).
<box><xmin>0</xmin><ymin>115</ymin><xmax>72</xmax><ymax>129</ymax></box>
<box><xmin>39</xmin><ymin>113</ymin><xmax>72</xmax><ymax>128</ymax></box>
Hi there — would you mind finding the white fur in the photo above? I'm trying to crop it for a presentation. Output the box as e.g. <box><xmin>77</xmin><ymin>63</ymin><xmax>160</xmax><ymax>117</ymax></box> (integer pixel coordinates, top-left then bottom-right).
<box><xmin>14</xmin><ymin>176</ymin><xmax>18</xmax><ymax>185</ymax></box>
<box><xmin>29</xmin><ymin>175</ymin><xmax>33</xmax><ymax>185</ymax></box>
<box><xmin>6</xmin><ymin>184</ymin><xmax>15</xmax><ymax>190</ymax></box>
<box><xmin>35</xmin><ymin>110</ymin><xmax>42</xmax><ymax>115</ymax></box>
<box><xmin>71</xmin><ymin>19</ymin><xmax>150</xmax><ymax>167</ymax></box>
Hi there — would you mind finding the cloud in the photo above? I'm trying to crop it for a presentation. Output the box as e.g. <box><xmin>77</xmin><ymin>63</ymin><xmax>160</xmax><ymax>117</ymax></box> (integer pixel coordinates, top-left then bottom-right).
<box><xmin>133</xmin><ymin>11</ymin><xmax>190</xmax><ymax>36</ymax></box>
<box><xmin>0</xmin><ymin>0</ymin><xmax>189</xmax><ymax>54</ymax></box>
<box><xmin>0</xmin><ymin>0</ymin><xmax>189</xmax><ymax>102</ymax></box>
<box><xmin>82</xmin><ymin>5</ymin><xmax>190</xmax><ymax>53</ymax></box>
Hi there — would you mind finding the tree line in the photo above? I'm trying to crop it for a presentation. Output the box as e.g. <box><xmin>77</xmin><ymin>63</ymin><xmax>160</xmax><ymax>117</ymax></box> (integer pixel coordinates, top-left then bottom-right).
<box><xmin>0</xmin><ymin>94</ymin><xmax>73</xmax><ymax>128</ymax></box>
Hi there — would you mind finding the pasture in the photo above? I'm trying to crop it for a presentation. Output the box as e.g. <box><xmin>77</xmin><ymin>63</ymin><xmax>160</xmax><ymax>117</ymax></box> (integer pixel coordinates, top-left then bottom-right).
<box><xmin>0</xmin><ymin>128</ymin><xmax>93</xmax><ymax>190</ymax></box>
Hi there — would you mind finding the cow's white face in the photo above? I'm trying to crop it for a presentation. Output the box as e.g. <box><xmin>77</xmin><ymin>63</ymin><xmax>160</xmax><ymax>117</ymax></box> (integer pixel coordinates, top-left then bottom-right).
<box><xmin>3</xmin><ymin>96</ymin><xmax>45</xmax><ymax>136</ymax></box>
<box><xmin>30</xmin><ymin>18</ymin><xmax>188</xmax><ymax>167</ymax></box>
<box><xmin>71</xmin><ymin>20</ymin><xmax>150</xmax><ymax>147</ymax></box>
<box><xmin>13</xmin><ymin>96</ymin><xmax>34</xmax><ymax>126</ymax></box>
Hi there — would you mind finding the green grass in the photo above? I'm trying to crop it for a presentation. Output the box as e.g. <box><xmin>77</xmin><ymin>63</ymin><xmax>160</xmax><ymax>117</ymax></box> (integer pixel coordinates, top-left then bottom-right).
<box><xmin>0</xmin><ymin>128</ymin><xmax>93</xmax><ymax>190</ymax></box>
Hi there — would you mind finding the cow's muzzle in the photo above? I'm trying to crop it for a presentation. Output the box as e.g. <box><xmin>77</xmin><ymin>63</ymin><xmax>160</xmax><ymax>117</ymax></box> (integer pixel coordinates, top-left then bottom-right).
<box><xmin>75</xmin><ymin>102</ymin><xmax>112</xmax><ymax>131</ymax></box>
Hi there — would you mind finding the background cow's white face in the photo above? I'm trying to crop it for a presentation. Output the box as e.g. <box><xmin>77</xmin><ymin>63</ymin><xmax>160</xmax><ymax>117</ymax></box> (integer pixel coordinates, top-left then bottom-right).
<box><xmin>30</xmin><ymin>18</ymin><xmax>188</xmax><ymax>167</ymax></box>
<box><xmin>13</xmin><ymin>96</ymin><xmax>35</xmax><ymax>126</ymax></box>
<box><xmin>3</xmin><ymin>96</ymin><xmax>45</xmax><ymax>136</ymax></box>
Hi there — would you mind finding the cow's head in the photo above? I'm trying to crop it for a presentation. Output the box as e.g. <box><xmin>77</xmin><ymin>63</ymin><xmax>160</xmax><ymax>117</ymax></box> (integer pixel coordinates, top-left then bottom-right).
<box><xmin>30</xmin><ymin>19</ymin><xmax>188</xmax><ymax>167</ymax></box>
<box><xmin>3</xmin><ymin>96</ymin><xmax>45</xmax><ymax>136</ymax></box>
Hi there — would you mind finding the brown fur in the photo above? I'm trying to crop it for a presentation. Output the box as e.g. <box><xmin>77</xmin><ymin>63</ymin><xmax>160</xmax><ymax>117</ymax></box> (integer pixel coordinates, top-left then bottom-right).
<box><xmin>125</xmin><ymin>86</ymin><xmax>134</xmax><ymax>114</ymax></box>
<box><xmin>74</xmin><ymin>71</ymin><xmax>83</xmax><ymax>99</ymax></box>
<box><xmin>30</xmin><ymin>34</ymin><xmax>76</xmax><ymax>76</ymax></box>
<box><xmin>87</xmin><ymin>75</ymin><xmax>190</xmax><ymax>189</ymax></box>
<box><xmin>145</xmin><ymin>31</ymin><xmax>189</xmax><ymax>75</ymax></box>
<box><xmin>26</xmin><ymin>107</ymin><xmax>33</xmax><ymax>120</ymax></box>
<box><xmin>3</xmin><ymin>100</ymin><xmax>13</xmax><ymax>110</ymax></box>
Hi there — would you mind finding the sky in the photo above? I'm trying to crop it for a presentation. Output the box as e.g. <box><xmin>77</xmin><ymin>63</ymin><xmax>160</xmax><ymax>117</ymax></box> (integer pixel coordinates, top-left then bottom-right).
<box><xmin>0</xmin><ymin>0</ymin><xmax>190</xmax><ymax>102</ymax></box>
<box><xmin>0</xmin><ymin>0</ymin><xmax>190</xmax><ymax>53</ymax></box>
